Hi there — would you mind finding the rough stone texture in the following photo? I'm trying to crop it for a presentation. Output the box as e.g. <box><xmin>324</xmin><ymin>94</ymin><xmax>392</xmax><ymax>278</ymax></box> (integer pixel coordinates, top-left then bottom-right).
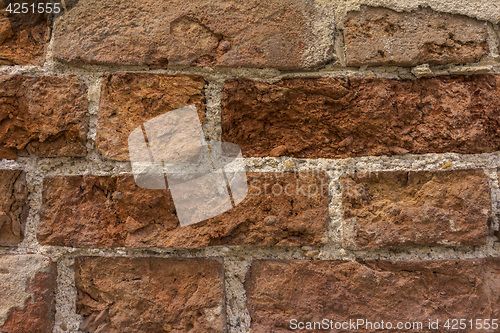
<box><xmin>0</xmin><ymin>254</ymin><xmax>57</xmax><ymax>333</ymax></box>
<box><xmin>38</xmin><ymin>172</ymin><xmax>328</xmax><ymax>248</ymax></box>
<box><xmin>246</xmin><ymin>258</ymin><xmax>500</xmax><ymax>332</ymax></box>
<box><xmin>221</xmin><ymin>75</ymin><xmax>500</xmax><ymax>158</ymax></box>
<box><xmin>96</xmin><ymin>73</ymin><xmax>206</xmax><ymax>161</ymax></box>
<box><xmin>0</xmin><ymin>1</ymin><xmax>50</xmax><ymax>65</ymax></box>
<box><xmin>0</xmin><ymin>170</ymin><xmax>27</xmax><ymax>246</ymax></box>
<box><xmin>75</xmin><ymin>257</ymin><xmax>225</xmax><ymax>333</ymax></box>
<box><xmin>340</xmin><ymin>169</ymin><xmax>490</xmax><ymax>249</ymax></box>
<box><xmin>344</xmin><ymin>7</ymin><xmax>489</xmax><ymax>67</ymax></box>
<box><xmin>0</xmin><ymin>75</ymin><xmax>89</xmax><ymax>159</ymax></box>
<box><xmin>52</xmin><ymin>0</ymin><xmax>333</xmax><ymax>69</ymax></box>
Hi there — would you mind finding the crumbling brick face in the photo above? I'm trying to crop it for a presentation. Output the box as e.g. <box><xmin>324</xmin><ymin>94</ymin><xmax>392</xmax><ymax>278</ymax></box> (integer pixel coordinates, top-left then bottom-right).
<box><xmin>75</xmin><ymin>257</ymin><xmax>225</xmax><ymax>332</ymax></box>
<box><xmin>0</xmin><ymin>75</ymin><xmax>88</xmax><ymax>159</ymax></box>
<box><xmin>344</xmin><ymin>7</ymin><xmax>489</xmax><ymax>67</ymax></box>
<box><xmin>0</xmin><ymin>169</ymin><xmax>27</xmax><ymax>246</ymax></box>
<box><xmin>51</xmin><ymin>0</ymin><xmax>333</xmax><ymax>69</ymax></box>
<box><xmin>221</xmin><ymin>75</ymin><xmax>500</xmax><ymax>158</ymax></box>
<box><xmin>38</xmin><ymin>172</ymin><xmax>329</xmax><ymax>248</ymax></box>
<box><xmin>246</xmin><ymin>259</ymin><xmax>500</xmax><ymax>332</ymax></box>
<box><xmin>340</xmin><ymin>169</ymin><xmax>491</xmax><ymax>249</ymax></box>
<box><xmin>0</xmin><ymin>0</ymin><xmax>50</xmax><ymax>65</ymax></box>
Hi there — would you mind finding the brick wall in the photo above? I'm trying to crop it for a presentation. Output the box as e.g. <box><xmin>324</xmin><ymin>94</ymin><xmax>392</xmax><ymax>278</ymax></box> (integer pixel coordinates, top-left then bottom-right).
<box><xmin>0</xmin><ymin>0</ymin><xmax>499</xmax><ymax>332</ymax></box>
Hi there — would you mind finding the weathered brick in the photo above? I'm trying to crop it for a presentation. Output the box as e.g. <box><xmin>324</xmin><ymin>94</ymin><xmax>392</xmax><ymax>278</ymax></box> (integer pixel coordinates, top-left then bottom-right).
<box><xmin>75</xmin><ymin>257</ymin><xmax>225</xmax><ymax>332</ymax></box>
<box><xmin>0</xmin><ymin>75</ymin><xmax>88</xmax><ymax>159</ymax></box>
<box><xmin>38</xmin><ymin>171</ymin><xmax>328</xmax><ymax>248</ymax></box>
<box><xmin>221</xmin><ymin>75</ymin><xmax>500</xmax><ymax>158</ymax></box>
<box><xmin>52</xmin><ymin>0</ymin><xmax>333</xmax><ymax>69</ymax></box>
<box><xmin>344</xmin><ymin>7</ymin><xmax>489</xmax><ymax>67</ymax></box>
<box><xmin>0</xmin><ymin>169</ymin><xmax>27</xmax><ymax>246</ymax></box>
<box><xmin>0</xmin><ymin>1</ymin><xmax>50</xmax><ymax>65</ymax></box>
<box><xmin>340</xmin><ymin>169</ymin><xmax>490</xmax><ymax>249</ymax></box>
<box><xmin>96</xmin><ymin>73</ymin><xmax>206</xmax><ymax>161</ymax></box>
<box><xmin>0</xmin><ymin>254</ymin><xmax>57</xmax><ymax>333</ymax></box>
<box><xmin>246</xmin><ymin>258</ymin><xmax>500</xmax><ymax>332</ymax></box>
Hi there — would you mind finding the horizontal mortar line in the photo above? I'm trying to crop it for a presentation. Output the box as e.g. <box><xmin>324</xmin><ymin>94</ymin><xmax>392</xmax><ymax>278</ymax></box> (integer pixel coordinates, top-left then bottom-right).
<box><xmin>36</xmin><ymin>245</ymin><xmax>310</xmax><ymax>260</ymax></box>
<box><xmin>1</xmin><ymin>151</ymin><xmax>499</xmax><ymax>176</ymax></box>
<box><xmin>1</xmin><ymin>243</ymin><xmax>498</xmax><ymax>261</ymax></box>
<box><xmin>2</xmin><ymin>62</ymin><xmax>500</xmax><ymax>80</ymax></box>
<box><xmin>240</xmin><ymin>152</ymin><xmax>500</xmax><ymax>173</ymax></box>
<box><xmin>338</xmin><ymin>243</ymin><xmax>500</xmax><ymax>261</ymax></box>
<box><xmin>0</xmin><ymin>63</ymin><xmax>283</xmax><ymax>80</ymax></box>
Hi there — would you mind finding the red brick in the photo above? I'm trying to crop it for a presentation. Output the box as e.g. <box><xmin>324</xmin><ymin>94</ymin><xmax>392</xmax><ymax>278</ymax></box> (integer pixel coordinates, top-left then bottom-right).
<box><xmin>75</xmin><ymin>257</ymin><xmax>225</xmax><ymax>332</ymax></box>
<box><xmin>0</xmin><ymin>75</ymin><xmax>88</xmax><ymax>159</ymax></box>
<box><xmin>344</xmin><ymin>7</ymin><xmax>488</xmax><ymax>67</ymax></box>
<box><xmin>0</xmin><ymin>1</ymin><xmax>50</xmax><ymax>65</ymax></box>
<box><xmin>221</xmin><ymin>75</ymin><xmax>500</xmax><ymax>158</ymax></box>
<box><xmin>38</xmin><ymin>171</ymin><xmax>328</xmax><ymax>248</ymax></box>
<box><xmin>0</xmin><ymin>254</ymin><xmax>57</xmax><ymax>333</ymax></box>
<box><xmin>340</xmin><ymin>169</ymin><xmax>491</xmax><ymax>249</ymax></box>
<box><xmin>0</xmin><ymin>169</ymin><xmax>27</xmax><ymax>246</ymax></box>
<box><xmin>96</xmin><ymin>73</ymin><xmax>206</xmax><ymax>161</ymax></box>
<box><xmin>245</xmin><ymin>258</ymin><xmax>500</xmax><ymax>332</ymax></box>
<box><xmin>52</xmin><ymin>0</ymin><xmax>333</xmax><ymax>69</ymax></box>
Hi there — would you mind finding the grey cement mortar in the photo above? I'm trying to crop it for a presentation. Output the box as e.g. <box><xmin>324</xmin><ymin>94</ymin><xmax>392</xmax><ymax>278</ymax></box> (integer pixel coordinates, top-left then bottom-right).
<box><xmin>53</xmin><ymin>258</ymin><xmax>81</xmax><ymax>333</ymax></box>
<box><xmin>223</xmin><ymin>257</ymin><xmax>252</xmax><ymax>333</ymax></box>
<box><xmin>487</xmin><ymin>23</ymin><xmax>500</xmax><ymax>60</ymax></box>
<box><xmin>326</xmin><ymin>174</ymin><xmax>343</xmax><ymax>245</ymax></box>
<box><xmin>302</xmin><ymin>1</ymin><xmax>337</xmax><ymax>68</ymax></box>
<box><xmin>203</xmin><ymin>80</ymin><xmax>224</xmax><ymax>143</ymax></box>
<box><xmin>0</xmin><ymin>4</ymin><xmax>499</xmax><ymax>331</ymax></box>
